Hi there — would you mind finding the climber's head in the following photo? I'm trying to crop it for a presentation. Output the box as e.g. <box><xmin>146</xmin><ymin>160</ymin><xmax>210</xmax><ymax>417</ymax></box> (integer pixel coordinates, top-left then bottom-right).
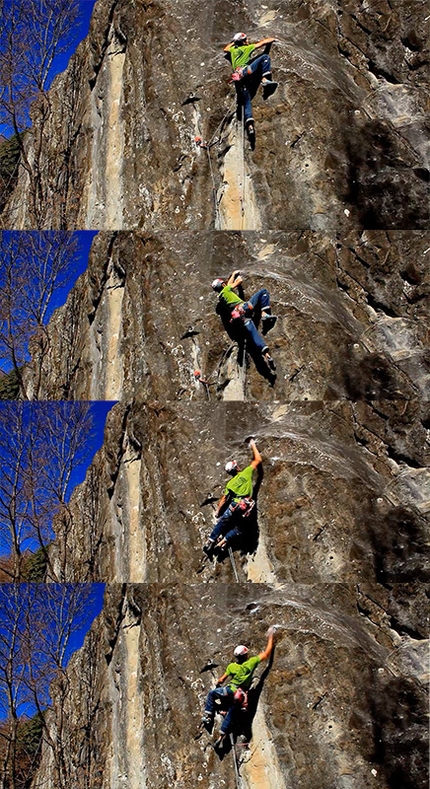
<box><xmin>233</xmin><ymin>32</ymin><xmax>248</xmax><ymax>45</ymax></box>
<box><xmin>225</xmin><ymin>460</ymin><xmax>239</xmax><ymax>475</ymax></box>
<box><xmin>233</xmin><ymin>645</ymin><xmax>249</xmax><ymax>663</ymax></box>
<box><xmin>212</xmin><ymin>278</ymin><xmax>225</xmax><ymax>293</ymax></box>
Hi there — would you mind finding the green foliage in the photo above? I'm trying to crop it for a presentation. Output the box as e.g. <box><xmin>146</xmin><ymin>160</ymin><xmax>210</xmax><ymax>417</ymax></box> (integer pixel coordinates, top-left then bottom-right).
<box><xmin>16</xmin><ymin>713</ymin><xmax>44</xmax><ymax>789</ymax></box>
<box><xmin>0</xmin><ymin>368</ymin><xmax>21</xmax><ymax>399</ymax></box>
<box><xmin>17</xmin><ymin>712</ymin><xmax>44</xmax><ymax>756</ymax></box>
<box><xmin>0</xmin><ymin>713</ymin><xmax>44</xmax><ymax>789</ymax></box>
<box><xmin>23</xmin><ymin>547</ymin><xmax>48</xmax><ymax>582</ymax></box>
<box><xmin>0</xmin><ymin>134</ymin><xmax>23</xmax><ymax>212</ymax></box>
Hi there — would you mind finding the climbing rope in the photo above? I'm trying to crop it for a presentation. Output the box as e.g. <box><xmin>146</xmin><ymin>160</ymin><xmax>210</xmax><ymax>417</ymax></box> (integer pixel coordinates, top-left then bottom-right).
<box><xmin>239</xmin><ymin>334</ymin><xmax>247</xmax><ymax>396</ymax></box>
<box><xmin>206</xmin><ymin>144</ymin><xmax>222</xmax><ymax>228</ymax></box>
<box><xmin>228</xmin><ymin>546</ymin><xmax>239</xmax><ymax>582</ymax></box>
<box><xmin>238</xmin><ymin>109</ymin><xmax>246</xmax><ymax>229</ymax></box>
<box><xmin>229</xmin><ymin>732</ymin><xmax>243</xmax><ymax>788</ymax></box>
<box><xmin>195</xmin><ymin>102</ymin><xmax>236</xmax><ymax>230</ymax></box>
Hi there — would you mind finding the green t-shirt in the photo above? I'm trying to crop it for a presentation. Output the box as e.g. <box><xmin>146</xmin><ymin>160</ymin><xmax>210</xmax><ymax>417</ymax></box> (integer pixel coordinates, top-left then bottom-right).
<box><xmin>219</xmin><ymin>285</ymin><xmax>243</xmax><ymax>308</ymax></box>
<box><xmin>225</xmin><ymin>655</ymin><xmax>261</xmax><ymax>690</ymax></box>
<box><xmin>230</xmin><ymin>44</ymin><xmax>256</xmax><ymax>71</ymax></box>
<box><xmin>225</xmin><ymin>464</ymin><xmax>254</xmax><ymax>501</ymax></box>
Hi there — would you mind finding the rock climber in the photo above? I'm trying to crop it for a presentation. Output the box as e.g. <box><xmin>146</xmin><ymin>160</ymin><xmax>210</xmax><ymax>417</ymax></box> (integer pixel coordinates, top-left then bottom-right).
<box><xmin>201</xmin><ymin>626</ymin><xmax>276</xmax><ymax>747</ymax></box>
<box><xmin>203</xmin><ymin>436</ymin><xmax>262</xmax><ymax>555</ymax></box>
<box><xmin>224</xmin><ymin>32</ymin><xmax>278</xmax><ymax>138</ymax></box>
<box><xmin>212</xmin><ymin>270</ymin><xmax>277</xmax><ymax>371</ymax></box>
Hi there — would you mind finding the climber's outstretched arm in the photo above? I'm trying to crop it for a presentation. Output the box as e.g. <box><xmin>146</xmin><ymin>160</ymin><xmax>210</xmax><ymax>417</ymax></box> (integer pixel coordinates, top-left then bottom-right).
<box><xmin>226</xmin><ymin>270</ymin><xmax>243</xmax><ymax>288</ymax></box>
<box><xmin>249</xmin><ymin>439</ymin><xmax>262</xmax><ymax>470</ymax></box>
<box><xmin>253</xmin><ymin>37</ymin><xmax>276</xmax><ymax>50</ymax></box>
<box><xmin>258</xmin><ymin>627</ymin><xmax>275</xmax><ymax>662</ymax></box>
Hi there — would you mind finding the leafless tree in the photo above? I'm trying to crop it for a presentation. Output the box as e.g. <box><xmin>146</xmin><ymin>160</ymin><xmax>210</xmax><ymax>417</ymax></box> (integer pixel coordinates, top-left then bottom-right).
<box><xmin>0</xmin><ymin>231</ymin><xmax>80</xmax><ymax>399</ymax></box>
<box><xmin>0</xmin><ymin>583</ymin><xmax>103</xmax><ymax>789</ymax></box>
<box><xmin>0</xmin><ymin>402</ymin><xmax>95</xmax><ymax>582</ymax></box>
<box><xmin>0</xmin><ymin>0</ymin><xmax>81</xmax><ymax>226</ymax></box>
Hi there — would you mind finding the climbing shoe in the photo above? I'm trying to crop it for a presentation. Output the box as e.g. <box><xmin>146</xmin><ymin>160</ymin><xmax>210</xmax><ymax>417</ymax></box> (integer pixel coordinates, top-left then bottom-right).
<box><xmin>262</xmin><ymin>79</ymin><xmax>278</xmax><ymax>100</ymax></box>
<box><xmin>263</xmin><ymin>349</ymin><xmax>276</xmax><ymax>371</ymax></box>
<box><xmin>201</xmin><ymin>714</ymin><xmax>213</xmax><ymax>728</ymax></box>
<box><xmin>213</xmin><ymin>735</ymin><xmax>226</xmax><ymax>751</ymax></box>
<box><xmin>203</xmin><ymin>540</ymin><xmax>215</xmax><ymax>556</ymax></box>
<box><xmin>261</xmin><ymin>314</ymin><xmax>277</xmax><ymax>335</ymax></box>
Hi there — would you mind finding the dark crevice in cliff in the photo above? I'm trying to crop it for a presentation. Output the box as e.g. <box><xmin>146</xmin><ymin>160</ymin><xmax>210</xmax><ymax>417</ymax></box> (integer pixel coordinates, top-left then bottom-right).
<box><xmin>350</xmin><ymin>14</ymin><xmax>372</xmax><ymax>36</ymax></box>
<box><xmin>385</xmin><ymin>446</ymin><xmax>424</xmax><ymax>470</ymax></box>
<box><xmin>356</xmin><ymin>587</ymin><xmax>428</xmax><ymax>644</ymax></box>
<box><xmin>105</xmin><ymin>583</ymin><xmax>128</xmax><ymax>665</ymax></box>
<box><xmin>88</xmin><ymin>233</ymin><xmax>119</xmax><ymax>325</ymax></box>
<box><xmin>88</xmin><ymin>0</ymin><xmax>123</xmax><ymax>90</ymax></box>
<box><xmin>388</xmin><ymin>618</ymin><xmax>427</xmax><ymax>642</ymax></box>
<box><xmin>106</xmin><ymin>403</ymin><xmax>132</xmax><ymax>498</ymax></box>
<box><xmin>366</xmin><ymin>293</ymin><xmax>399</xmax><ymax>318</ymax></box>
<box><xmin>367</xmin><ymin>61</ymin><xmax>401</xmax><ymax>85</ymax></box>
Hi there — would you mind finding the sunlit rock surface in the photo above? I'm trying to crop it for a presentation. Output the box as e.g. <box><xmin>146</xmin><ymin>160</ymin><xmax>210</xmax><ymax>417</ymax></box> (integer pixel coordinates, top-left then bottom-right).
<box><xmin>33</xmin><ymin>230</ymin><xmax>430</xmax><ymax>403</ymax></box>
<box><xmin>50</xmin><ymin>398</ymin><xmax>430</xmax><ymax>586</ymax></box>
<box><xmin>32</xmin><ymin>584</ymin><xmax>429</xmax><ymax>789</ymax></box>
<box><xmin>2</xmin><ymin>0</ymin><xmax>428</xmax><ymax>230</ymax></box>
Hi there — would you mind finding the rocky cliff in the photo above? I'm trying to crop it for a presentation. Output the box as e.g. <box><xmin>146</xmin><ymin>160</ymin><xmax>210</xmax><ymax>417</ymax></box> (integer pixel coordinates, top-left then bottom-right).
<box><xmin>2</xmin><ymin>0</ymin><xmax>429</xmax><ymax>230</ymax></box>
<box><xmin>33</xmin><ymin>230</ymin><xmax>430</xmax><ymax>403</ymax></box>
<box><xmin>32</xmin><ymin>584</ymin><xmax>428</xmax><ymax>789</ymax></box>
<box><xmin>25</xmin><ymin>230</ymin><xmax>429</xmax><ymax>785</ymax></box>
<box><xmin>8</xmin><ymin>2</ymin><xmax>428</xmax><ymax>784</ymax></box>
<box><xmin>49</xmin><ymin>397</ymin><xmax>430</xmax><ymax>586</ymax></box>
<box><xmin>27</xmin><ymin>230</ymin><xmax>429</xmax><ymax>589</ymax></box>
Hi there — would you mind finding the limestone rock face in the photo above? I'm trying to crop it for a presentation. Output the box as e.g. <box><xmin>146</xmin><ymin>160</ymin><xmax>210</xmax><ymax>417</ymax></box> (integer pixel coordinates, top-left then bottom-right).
<box><xmin>23</xmin><ymin>233</ymin><xmax>428</xmax><ymax>789</ymax></box>
<box><xmin>32</xmin><ymin>584</ymin><xmax>429</xmax><ymax>789</ymax></box>
<box><xmin>50</xmin><ymin>398</ymin><xmax>430</xmax><ymax>587</ymax></box>
<box><xmin>34</xmin><ymin>230</ymin><xmax>430</xmax><ymax>403</ymax></box>
<box><xmin>2</xmin><ymin>0</ymin><xmax>428</xmax><ymax>230</ymax></box>
<box><xmin>1</xmin><ymin>3</ymin><xmax>428</xmax><ymax>789</ymax></box>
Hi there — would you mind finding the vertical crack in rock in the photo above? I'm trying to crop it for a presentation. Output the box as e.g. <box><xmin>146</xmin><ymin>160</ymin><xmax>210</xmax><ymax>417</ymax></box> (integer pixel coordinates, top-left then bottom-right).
<box><xmin>90</xmin><ymin>241</ymin><xmax>125</xmax><ymax>400</ymax></box>
<box><xmin>218</xmin><ymin>121</ymin><xmax>262</xmax><ymax>230</ymax></box>
<box><xmin>220</xmin><ymin>345</ymin><xmax>248</xmax><ymax>401</ymax></box>
<box><xmin>108</xmin><ymin>593</ymin><xmax>147</xmax><ymax>789</ymax></box>
<box><xmin>245</xmin><ymin>513</ymin><xmax>278</xmax><ymax>584</ymax></box>
<box><xmin>104</xmin><ymin>266</ymin><xmax>125</xmax><ymax>400</ymax></box>
<box><xmin>242</xmin><ymin>702</ymin><xmax>287</xmax><ymax>789</ymax></box>
<box><xmin>85</xmin><ymin>22</ymin><xmax>126</xmax><ymax>228</ymax></box>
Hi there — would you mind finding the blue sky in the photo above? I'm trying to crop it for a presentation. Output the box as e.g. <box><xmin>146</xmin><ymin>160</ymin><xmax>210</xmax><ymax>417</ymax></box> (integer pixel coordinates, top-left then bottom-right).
<box><xmin>48</xmin><ymin>230</ymin><xmax>98</xmax><ymax>315</ymax></box>
<box><xmin>0</xmin><ymin>400</ymin><xmax>116</xmax><ymax>557</ymax></box>
<box><xmin>61</xmin><ymin>583</ymin><xmax>105</xmax><ymax>662</ymax></box>
<box><xmin>0</xmin><ymin>230</ymin><xmax>98</xmax><ymax>374</ymax></box>
<box><xmin>0</xmin><ymin>583</ymin><xmax>106</xmax><ymax>720</ymax></box>
<box><xmin>53</xmin><ymin>1</ymin><xmax>98</xmax><ymax>79</ymax></box>
<box><xmin>0</xmin><ymin>0</ymin><xmax>98</xmax><ymax>138</ymax></box>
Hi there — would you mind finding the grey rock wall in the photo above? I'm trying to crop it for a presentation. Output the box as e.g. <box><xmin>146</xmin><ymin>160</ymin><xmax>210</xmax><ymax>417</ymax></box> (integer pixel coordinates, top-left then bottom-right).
<box><xmin>2</xmin><ymin>0</ymin><xmax>428</xmax><ymax>230</ymax></box>
<box><xmin>34</xmin><ymin>230</ymin><xmax>430</xmax><ymax>403</ymax></box>
<box><xmin>9</xmin><ymin>2</ymin><xmax>427</xmax><ymax>787</ymax></box>
<box><xmin>50</xmin><ymin>398</ymin><xmax>430</xmax><ymax>587</ymax></box>
<box><xmin>32</xmin><ymin>584</ymin><xmax>429</xmax><ymax>789</ymax></box>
